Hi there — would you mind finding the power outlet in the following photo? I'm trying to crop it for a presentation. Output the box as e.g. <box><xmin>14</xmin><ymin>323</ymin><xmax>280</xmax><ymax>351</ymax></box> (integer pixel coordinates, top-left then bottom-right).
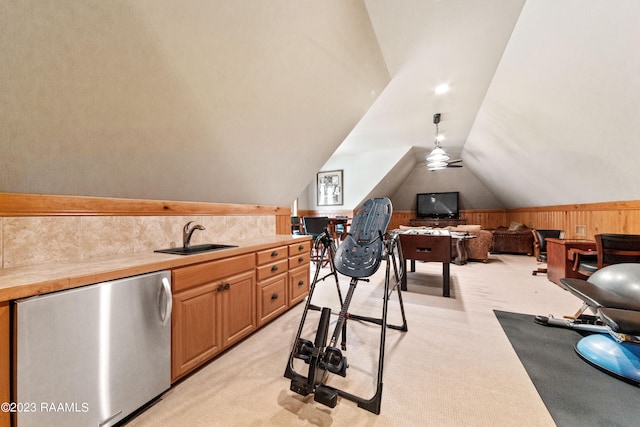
<box><xmin>575</xmin><ymin>225</ymin><xmax>587</xmax><ymax>236</ymax></box>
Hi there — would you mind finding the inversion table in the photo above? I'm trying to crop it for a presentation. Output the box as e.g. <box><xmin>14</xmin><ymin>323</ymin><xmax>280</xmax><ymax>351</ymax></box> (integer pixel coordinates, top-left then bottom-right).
<box><xmin>284</xmin><ymin>197</ymin><xmax>408</xmax><ymax>414</ymax></box>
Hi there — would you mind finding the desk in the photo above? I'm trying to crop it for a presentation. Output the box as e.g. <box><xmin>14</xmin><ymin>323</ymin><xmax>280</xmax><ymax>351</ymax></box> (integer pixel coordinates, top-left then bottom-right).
<box><xmin>546</xmin><ymin>238</ymin><xmax>596</xmax><ymax>285</ymax></box>
<box><xmin>398</xmin><ymin>233</ymin><xmax>452</xmax><ymax>297</ymax></box>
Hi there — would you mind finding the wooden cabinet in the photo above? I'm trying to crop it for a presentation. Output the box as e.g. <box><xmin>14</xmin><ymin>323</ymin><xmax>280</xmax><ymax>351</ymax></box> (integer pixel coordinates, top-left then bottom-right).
<box><xmin>288</xmin><ymin>241</ymin><xmax>311</xmax><ymax>306</ymax></box>
<box><xmin>170</xmin><ymin>239</ymin><xmax>311</xmax><ymax>382</ymax></box>
<box><xmin>171</xmin><ymin>254</ymin><xmax>256</xmax><ymax>381</ymax></box>
<box><xmin>256</xmin><ymin>246</ymin><xmax>289</xmax><ymax>326</ymax></box>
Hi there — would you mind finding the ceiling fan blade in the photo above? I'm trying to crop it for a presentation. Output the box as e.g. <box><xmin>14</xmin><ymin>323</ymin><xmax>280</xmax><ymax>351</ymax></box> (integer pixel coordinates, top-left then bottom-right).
<box><xmin>446</xmin><ymin>164</ymin><xmax>463</xmax><ymax>168</ymax></box>
<box><xmin>447</xmin><ymin>159</ymin><xmax>462</xmax><ymax>164</ymax></box>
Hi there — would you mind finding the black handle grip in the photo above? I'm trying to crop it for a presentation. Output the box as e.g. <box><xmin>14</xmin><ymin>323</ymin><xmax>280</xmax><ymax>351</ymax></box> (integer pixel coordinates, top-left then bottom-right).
<box><xmin>271</xmin><ymin>265</ymin><xmax>279</xmax><ymax>272</ymax></box>
<box><xmin>298</xmin><ymin>280</ymin><xmax>304</xmax><ymax>287</ymax></box>
<box><xmin>217</xmin><ymin>284</ymin><xmax>225</xmax><ymax>292</ymax></box>
<box><xmin>298</xmin><ymin>245</ymin><xmax>304</xmax><ymax>250</ymax></box>
<box><xmin>271</xmin><ymin>293</ymin><xmax>279</xmax><ymax>300</ymax></box>
<box><xmin>224</xmin><ymin>283</ymin><xmax>230</xmax><ymax>290</ymax></box>
<box><xmin>298</xmin><ymin>257</ymin><xmax>304</xmax><ymax>263</ymax></box>
<box><xmin>271</xmin><ymin>251</ymin><xmax>278</xmax><ymax>257</ymax></box>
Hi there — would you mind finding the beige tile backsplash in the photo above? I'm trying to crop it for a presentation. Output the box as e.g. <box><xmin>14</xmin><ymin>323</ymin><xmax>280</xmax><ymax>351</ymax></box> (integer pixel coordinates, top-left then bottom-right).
<box><xmin>2</xmin><ymin>215</ymin><xmax>277</xmax><ymax>269</ymax></box>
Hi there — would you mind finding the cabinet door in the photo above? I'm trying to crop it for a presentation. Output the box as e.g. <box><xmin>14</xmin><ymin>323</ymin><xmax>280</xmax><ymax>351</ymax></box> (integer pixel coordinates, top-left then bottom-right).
<box><xmin>172</xmin><ymin>283</ymin><xmax>221</xmax><ymax>381</ymax></box>
<box><xmin>289</xmin><ymin>265</ymin><xmax>310</xmax><ymax>305</ymax></box>
<box><xmin>257</xmin><ymin>274</ymin><xmax>288</xmax><ymax>326</ymax></box>
<box><xmin>220</xmin><ymin>270</ymin><xmax>256</xmax><ymax>348</ymax></box>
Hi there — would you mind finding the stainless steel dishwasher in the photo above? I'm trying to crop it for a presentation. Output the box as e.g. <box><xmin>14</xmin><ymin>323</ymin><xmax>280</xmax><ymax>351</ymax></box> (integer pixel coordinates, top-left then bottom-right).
<box><xmin>15</xmin><ymin>270</ymin><xmax>172</xmax><ymax>427</ymax></box>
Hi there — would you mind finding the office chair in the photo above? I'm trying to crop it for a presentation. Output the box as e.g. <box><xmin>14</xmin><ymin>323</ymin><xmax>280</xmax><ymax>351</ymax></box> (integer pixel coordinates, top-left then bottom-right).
<box><xmin>532</xmin><ymin>229</ymin><xmax>563</xmax><ymax>275</ymax></box>
<box><xmin>303</xmin><ymin>216</ymin><xmax>330</xmax><ymax>265</ymax></box>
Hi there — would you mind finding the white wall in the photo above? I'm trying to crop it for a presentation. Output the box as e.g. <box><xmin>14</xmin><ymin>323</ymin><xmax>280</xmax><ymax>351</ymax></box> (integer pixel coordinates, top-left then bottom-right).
<box><xmin>464</xmin><ymin>0</ymin><xmax>640</xmax><ymax>208</ymax></box>
<box><xmin>0</xmin><ymin>0</ymin><xmax>389</xmax><ymax>206</ymax></box>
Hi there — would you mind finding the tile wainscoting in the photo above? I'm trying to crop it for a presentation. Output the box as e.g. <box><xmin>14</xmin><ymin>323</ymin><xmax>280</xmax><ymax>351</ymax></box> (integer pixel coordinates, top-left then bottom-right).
<box><xmin>0</xmin><ymin>193</ymin><xmax>288</xmax><ymax>270</ymax></box>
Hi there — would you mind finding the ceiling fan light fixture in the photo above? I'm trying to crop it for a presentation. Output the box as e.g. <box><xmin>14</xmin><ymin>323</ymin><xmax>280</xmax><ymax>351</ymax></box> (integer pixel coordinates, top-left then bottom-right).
<box><xmin>426</xmin><ymin>146</ymin><xmax>450</xmax><ymax>163</ymax></box>
<box><xmin>427</xmin><ymin>161</ymin><xmax>448</xmax><ymax>171</ymax></box>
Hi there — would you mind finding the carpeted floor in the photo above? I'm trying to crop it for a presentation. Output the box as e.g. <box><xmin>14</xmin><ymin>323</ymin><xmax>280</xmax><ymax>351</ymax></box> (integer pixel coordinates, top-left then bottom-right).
<box><xmin>495</xmin><ymin>310</ymin><xmax>640</xmax><ymax>427</ymax></box>
<box><xmin>124</xmin><ymin>254</ymin><xmax>605</xmax><ymax>426</ymax></box>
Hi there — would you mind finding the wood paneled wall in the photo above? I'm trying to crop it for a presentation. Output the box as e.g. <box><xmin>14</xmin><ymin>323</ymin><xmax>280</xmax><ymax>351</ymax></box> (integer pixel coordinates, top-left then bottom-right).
<box><xmin>392</xmin><ymin>200</ymin><xmax>640</xmax><ymax>240</ymax></box>
<box><xmin>0</xmin><ymin>192</ymin><xmax>293</xmax><ymax>234</ymax></box>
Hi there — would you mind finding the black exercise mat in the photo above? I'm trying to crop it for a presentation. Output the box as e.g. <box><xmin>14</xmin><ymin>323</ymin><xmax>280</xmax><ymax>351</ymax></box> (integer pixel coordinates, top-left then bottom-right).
<box><xmin>494</xmin><ymin>310</ymin><xmax>640</xmax><ymax>427</ymax></box>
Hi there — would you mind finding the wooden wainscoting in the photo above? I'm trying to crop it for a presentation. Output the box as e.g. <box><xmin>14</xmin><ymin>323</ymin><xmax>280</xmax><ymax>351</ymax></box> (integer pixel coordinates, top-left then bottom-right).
<box><xmin>0</xmin><ymin>192</ymin><xmax>289</xmax><ymax>217</ymax></box>
<box><xmin>506</xmin><ymin>200</ymin><xmax>640</xmax><ymax>240</ymax></box>
<box><xmin>392</xmin><ymin>200</ymin><xmax>640</xmax><ymax>241</ymax></box>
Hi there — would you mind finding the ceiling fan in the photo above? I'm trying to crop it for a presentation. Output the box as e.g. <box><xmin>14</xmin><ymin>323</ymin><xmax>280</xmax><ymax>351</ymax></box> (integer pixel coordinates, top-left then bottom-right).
<box><xmin>426</xmin><ymin>113</ymin><xmax>463</xmax><ymax>170</ymax></box>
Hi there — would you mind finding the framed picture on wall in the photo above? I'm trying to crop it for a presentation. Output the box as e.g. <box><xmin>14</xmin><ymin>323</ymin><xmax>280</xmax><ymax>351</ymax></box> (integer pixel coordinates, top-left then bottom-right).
<box><xmin>317</xmin><ymin>170</ymin><xmax>343</xmax><ymax>206</ymax></box>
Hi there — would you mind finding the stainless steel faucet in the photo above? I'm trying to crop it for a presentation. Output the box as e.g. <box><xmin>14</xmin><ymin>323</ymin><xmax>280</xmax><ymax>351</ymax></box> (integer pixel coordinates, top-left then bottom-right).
<box><xmin>183</xmin><ymin>221</ymin><xmax>205</xmax><ymax>248</ymax></box>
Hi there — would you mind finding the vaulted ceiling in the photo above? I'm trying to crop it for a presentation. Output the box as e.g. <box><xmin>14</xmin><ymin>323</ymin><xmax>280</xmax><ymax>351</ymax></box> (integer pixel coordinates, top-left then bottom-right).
<box><xmin>3</xmin><ymin>1</ymin><xmax>640</xmax><ymax>211</ymax></box>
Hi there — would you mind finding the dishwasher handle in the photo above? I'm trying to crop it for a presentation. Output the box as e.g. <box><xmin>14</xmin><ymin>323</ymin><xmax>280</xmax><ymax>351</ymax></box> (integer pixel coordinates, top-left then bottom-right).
<box><xmin>160</xmin><ymin>277</ymin><xmax>173</xmax><ymax>326</ymax></box>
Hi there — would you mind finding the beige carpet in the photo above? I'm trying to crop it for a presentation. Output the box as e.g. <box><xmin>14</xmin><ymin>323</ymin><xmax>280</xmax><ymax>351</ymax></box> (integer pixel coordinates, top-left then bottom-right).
<box><xmin>126</xmin><ymin>254</ymin><xmax>580</xmax><ymax>426</ymax></box>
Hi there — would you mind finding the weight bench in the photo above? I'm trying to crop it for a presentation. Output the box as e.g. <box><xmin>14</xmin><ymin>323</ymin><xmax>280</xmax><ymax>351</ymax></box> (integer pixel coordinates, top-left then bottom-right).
<box><xmin>536</xmin><ymin>263</ymin><xmax>640</xmax><ymax>383</ymax></box>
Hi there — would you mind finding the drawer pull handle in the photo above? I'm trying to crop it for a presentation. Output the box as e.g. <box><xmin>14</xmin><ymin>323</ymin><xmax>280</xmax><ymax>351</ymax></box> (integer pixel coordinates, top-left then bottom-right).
<box><xmin>271</xmin><ymin>265</ymin><xmax>279</xmax><ymax>272</ymax></box>
<box><xmin>298</xmin><ymin>245</ymin><xmax>304</xmax><ymax>250</ymax></box>
<box><xmin>298</xmin><ymin>257</ymin><xmax>304</xmax><ymax>263</ymax></box>
<box><xmin>298</xmin><ymin>280</ymin><xmax>304</xmax><ymax>287</ymax></box>
<box><xmin>217</xmin><ymin>284</ymin><xmax>225</xmax><ymax>292</ymax></box>
<box><xmin>271</xmin><ymin>251</ymin><xmax>279</xmax><ymax>257</ymax></box>
<box><xmin>224</xmin><ymin>283</ymin><xmax>230</xmax><ymax>290</ymax></box>
<box><xmin>271</xmin><ymin>293</ymin><xmax>279</xmax><ymax>300</ymax></box>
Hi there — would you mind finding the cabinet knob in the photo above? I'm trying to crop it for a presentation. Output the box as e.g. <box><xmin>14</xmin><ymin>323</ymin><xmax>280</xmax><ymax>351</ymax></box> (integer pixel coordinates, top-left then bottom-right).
<box><xmin>271</xmin><ymin>265</ymin><xmax>279</xmax><ymax>272</ymax></box>
<box><xmin>224</xmin><ymin>283</ymin><xmax>230</xmax><ymax>290</ymax></box>
<box><xmin>271</xmin><ymin>293</ymin><xmax>279</xmax><ymax>300</ymax></box>
<box><xmin>298</xmin><ymin>245</ymin><xmax>304</xmax><ymax>250</ymax></box>
<box><xmin>298</xmin><ymin>257</ymin><xmax>304</xmax><ymax>263</ymax></box>
<box><xmin>217</xmin><ymin>284</ymin><xmax>225</xmax><ymax>292</ymax></box>
<box><xmin>271</xmin><ymin>250</ymin><xmax>279</xmax><ymax>257</ymax></box>
<box><xmin>298</xmin><ymin>280</ymin><xmax>304</xmax><ymax>287</ymax></box>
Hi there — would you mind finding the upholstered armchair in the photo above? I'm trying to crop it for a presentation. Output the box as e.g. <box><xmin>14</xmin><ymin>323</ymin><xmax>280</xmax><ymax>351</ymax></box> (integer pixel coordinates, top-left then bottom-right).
<box><xmin>491</xmin><ymin>222</ymin><xmax>534</xmax><ymax>255</ymax></box>
<box><xmin>465</xmin><ymin>230</ymin><xmax>494</xmax><ymax>263</ymax></box>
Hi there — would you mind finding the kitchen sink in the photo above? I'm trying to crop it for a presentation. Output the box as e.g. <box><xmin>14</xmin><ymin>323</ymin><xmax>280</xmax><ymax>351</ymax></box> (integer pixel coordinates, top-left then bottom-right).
<box><xmin>155</xmin><ymin>243</ymin><xmax>237</xmax><ymax>255</ymax></box>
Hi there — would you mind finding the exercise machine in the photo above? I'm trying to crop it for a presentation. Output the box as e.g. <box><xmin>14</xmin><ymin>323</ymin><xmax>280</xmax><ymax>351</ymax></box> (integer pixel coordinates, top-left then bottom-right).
<box><xmin>284</xmin><ymin>197</ymin><xmax>408</xmax><ymax>414</ymax></box>
<box><xmin>536</xmin><ymin>263</ymin><xmax>640</xmax><ymax>383</ymax></box>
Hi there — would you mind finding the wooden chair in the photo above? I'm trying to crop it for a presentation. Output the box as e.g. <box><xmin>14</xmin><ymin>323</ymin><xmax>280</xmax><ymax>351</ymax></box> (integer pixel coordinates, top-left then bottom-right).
<box><xmin>532</xmin><ymin>229</ymin><xmax>564</xmax><ymax>275</ymax></box>
<box><xmin>575</xmin><ymin>233</ymin><xmax>640</xmax><ymax>276</ymax></box>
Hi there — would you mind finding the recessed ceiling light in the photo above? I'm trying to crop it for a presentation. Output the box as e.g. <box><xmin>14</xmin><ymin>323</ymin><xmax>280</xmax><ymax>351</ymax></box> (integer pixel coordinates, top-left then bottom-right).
<box><xmin>435</xmin><ymin>84</ymin><xmax>449</xmax><ymax>94</ymax></box>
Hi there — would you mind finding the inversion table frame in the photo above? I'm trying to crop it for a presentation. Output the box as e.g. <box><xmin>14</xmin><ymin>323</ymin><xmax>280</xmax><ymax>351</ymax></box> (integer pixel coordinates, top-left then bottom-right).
<box><xmin>284</xmin><ymin>198</ymin><xmax>408</xmax><ymax>414</ymax></box>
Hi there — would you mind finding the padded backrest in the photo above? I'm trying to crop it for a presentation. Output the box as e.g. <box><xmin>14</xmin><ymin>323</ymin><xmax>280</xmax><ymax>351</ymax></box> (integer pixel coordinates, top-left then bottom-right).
<box><xmin>333</xmin><ymin>198</ymin><xmax>392</xmax><ymax>278</ymax></box>
<box><xmin>597</xmin><ymin>234</ymin><xmax>640</xmax><ymax>268</ymax></box>
<box><xmin>588</xmin><ymin>263</ymin><xmax>640</xmax><ymax>302</ymax></box>
<box><xmin>534</xmin><ymin>229</ymin><xmax>563</xmax><ymax>252</ymax></box>
<box><xmin>302</xmin><ymin>216</ymin><xmax>329</xmax><ymax>237</ymax></box>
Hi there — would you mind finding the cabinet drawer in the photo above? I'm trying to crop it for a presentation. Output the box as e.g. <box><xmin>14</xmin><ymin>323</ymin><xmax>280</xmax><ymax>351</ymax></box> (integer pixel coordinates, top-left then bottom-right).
<box><xmin>257</xmin><ymin>275</ymin><xmax>288</xmax><ymax>326</ymax></box>
<box><xmin>289</xmin><ymin>252</ymin><xmax>310</xmax><ymax>269</ymax></box>
<box><xmin>289</xmin><ymin>240</ymin><xmax>311</xmax><ymax>256</ymax></box>
<box><xmin>289</xmin><ymin>267</ymin><xmax>310</xmax><ymax>305</ymax></box>
<box><xmin>256</xmin><ymin>246</ymin><xmax>288</xmax><ymax>265</ymax></box>
<box><xmin>172</xmin><ymin>254</ymin><xmax>255</xmax><ymax>292</ymax></box>
<box><xmin>256</xmin><ymin>259</ymin><xmax>288</xmax><ymax>281</ymax></box>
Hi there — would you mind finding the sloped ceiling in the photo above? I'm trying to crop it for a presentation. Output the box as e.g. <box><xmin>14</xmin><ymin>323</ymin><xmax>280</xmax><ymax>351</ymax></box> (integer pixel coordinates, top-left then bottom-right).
<box><xmin>464</xmin><ymin>0</ymin><xmax>640</xmax><ymax>207</ymax></box>
<box><xmin>318</xmin><ymin>0</ymin><xmax>640</xmax><ymax>211</ymax></box>
<box><xmin>3</xmin><ymin>1</ymin><xmax>640</xmax><ymax>210</ymax></box>
<box><xmin>0</xmin><ymin>1</ymin><xmax>389</xmax><ymax>206</ymax></box>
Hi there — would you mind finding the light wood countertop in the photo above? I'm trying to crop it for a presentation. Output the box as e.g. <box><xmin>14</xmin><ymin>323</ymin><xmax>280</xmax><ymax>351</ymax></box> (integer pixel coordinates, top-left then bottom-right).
<box><xmin>0</xmin><ymin>234</ymin><xmax>311</xmax><ymax>302</ymax></box>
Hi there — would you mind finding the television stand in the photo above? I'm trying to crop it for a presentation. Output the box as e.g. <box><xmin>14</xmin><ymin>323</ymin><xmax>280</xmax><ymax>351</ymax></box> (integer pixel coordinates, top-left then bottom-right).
<box><xmin>409</xmin><ymin>218</ymin><xmax>467</xmax><ymax>227</ymax></box>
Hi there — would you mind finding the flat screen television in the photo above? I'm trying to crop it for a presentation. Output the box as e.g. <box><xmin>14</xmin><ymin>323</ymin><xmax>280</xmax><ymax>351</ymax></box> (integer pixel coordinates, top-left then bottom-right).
<box><xmin>416</xmin><ymin>192</ymin><xmax>459</xmax><ymax>219</ymax></box>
